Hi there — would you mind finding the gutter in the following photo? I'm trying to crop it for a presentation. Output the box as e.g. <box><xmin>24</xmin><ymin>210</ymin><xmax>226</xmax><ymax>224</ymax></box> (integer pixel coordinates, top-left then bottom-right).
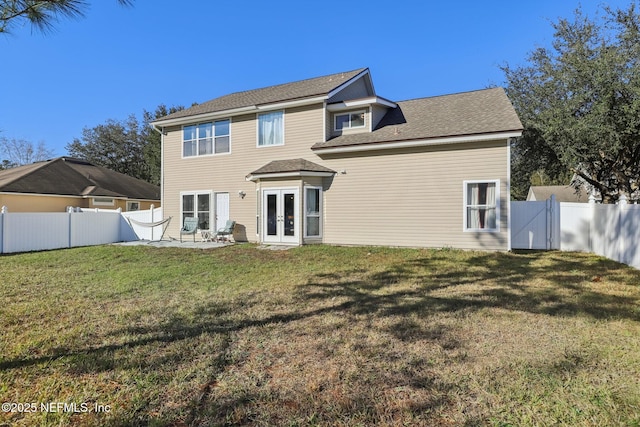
<box><xmin>312</xmin><ymin>130</ymin><xmax>523</xmax><ymax>155</ymax></box>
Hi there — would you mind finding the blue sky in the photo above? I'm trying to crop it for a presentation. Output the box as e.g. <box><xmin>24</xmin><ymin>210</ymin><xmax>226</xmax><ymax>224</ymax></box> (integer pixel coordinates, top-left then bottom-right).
<box><xmin>0</xmin><ymin>0</ymin><xmax>632</xmax><ymax>157</ymax></box>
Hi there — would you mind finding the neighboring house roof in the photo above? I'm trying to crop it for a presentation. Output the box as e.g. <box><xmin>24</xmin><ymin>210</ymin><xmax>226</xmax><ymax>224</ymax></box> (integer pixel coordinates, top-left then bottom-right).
<box><xmin>0</xmin><ymin>157</ymin><xmax>160</xmax><ymax>200</ymax></box>
<box><xmin>527</xmin><ymin>185</ymin><xmax>590</xmax><ymax>203</ymax></box>
<box><xmin>312</xmin><ymin>87</ymin><xmax>523</xmax><ymax>151</ymax></box>
<box><xmin>155</xmin><ymin>68</ymin><xmax>368</xmax><ymax>124</ymax></box>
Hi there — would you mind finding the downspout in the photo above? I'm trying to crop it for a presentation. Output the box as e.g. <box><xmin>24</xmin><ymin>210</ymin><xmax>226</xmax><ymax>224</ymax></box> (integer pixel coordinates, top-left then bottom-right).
<box><xmin>507</xmin><ymin>138</ymin><xmax>512</xmax><ymax>251</ymax></box>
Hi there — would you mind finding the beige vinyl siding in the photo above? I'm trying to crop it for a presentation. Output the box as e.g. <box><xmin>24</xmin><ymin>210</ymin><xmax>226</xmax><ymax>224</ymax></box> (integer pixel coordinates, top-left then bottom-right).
<box><xmin>162</xmin><ymin>104</ymin><xmax>325</xmax><ymax>241</ymax></box>
<box><xmin>320</xmin><ymin>141</ymin><xmax>510</xmax><ymax>250</ymax></box>
<box><xmin>162</xmin><ymin>98</ymin><xmax>511</xmax><ymax>249</ymax></box>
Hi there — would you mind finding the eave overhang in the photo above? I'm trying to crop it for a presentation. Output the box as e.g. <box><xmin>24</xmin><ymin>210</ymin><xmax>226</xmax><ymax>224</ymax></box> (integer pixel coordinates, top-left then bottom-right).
<box><xmin>246</xmin><ymin>170</ymin><xmax>335</xmax><ymax>182</ymax></box>
<box><xmin>326</xmin><ymin>96</ymin><xmax>397</xmax><ymax>112</ymax></box>
<box><xmin>151</xmin><ymin>95</ymin><xmax>328</xmax><ymax>129</ymax></box>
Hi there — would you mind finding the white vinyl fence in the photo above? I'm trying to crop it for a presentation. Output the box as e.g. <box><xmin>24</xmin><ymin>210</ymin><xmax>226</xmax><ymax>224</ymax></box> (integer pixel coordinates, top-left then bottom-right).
<box><xmin>120</xmin><ymin>207</ymin><xmax>166</xmax><ymax>241</ymax></box>
<box><xmin>511</xmin><ymin>196</ymin><xmax>640</xmax><ymax>269</ymax></box>
<box><xmin>0</xmin><ymin>206</ymin><xmax>164</xmax><ymax>254</ymax></box>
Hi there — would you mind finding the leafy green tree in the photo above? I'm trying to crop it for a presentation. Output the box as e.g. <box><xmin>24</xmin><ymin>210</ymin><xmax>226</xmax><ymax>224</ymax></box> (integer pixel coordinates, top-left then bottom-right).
<box><xmin>1</xmin><ymin>0</ymin><xmax>133</xmax><ymax>34</ymax></box>
<box><xmin>66</xmin><ymin>104</ymin><xmax>183</xmax><ymax>185</ymax></box>
<box><xmin>140</xmin><ymin>104</ymin><xmax>184</xmax><ymax>186</ymax></box>
<box><xmin>503</xmin><ymin>3</ymin><xmax>640</xmax><ymax>203</ymax></box>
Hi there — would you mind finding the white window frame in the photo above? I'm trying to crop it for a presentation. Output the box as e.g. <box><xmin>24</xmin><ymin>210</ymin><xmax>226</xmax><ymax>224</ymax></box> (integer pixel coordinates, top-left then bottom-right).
<box><xmin>180</xmin><ymin>190</ymin><xmax>213</xmax><ymax>231</ymax></box>
<box><xmin>304</xmin><ymin>186</ymin><xmax>323</xmax><ymax>238</ymax></box>
<box><xmin>463</xmin><ymin>180</ymin><xmax>500</xmax><ymax>232</ymax></box>
<box><xmin>92</xmin><ymin>197</ymin><xmax>114</xmax><ymax>206</ymax></box>
<box><xmin>127</xmin><ymin>201</ymin><xmax>140</xmax><ymax>211</ymax></box>
<box><xmin>334</xmin><ymin>110</ymin><xmax>366</xmax><ymax>131</ymax></box>
<box><xmin>182</xmin><ymin>119</ymin><xmax>231</xmax><ymax>158</ymax></box>
<box><xmin>257</xmin><ymin>110</ymin><xmax>285</xmax><ymax>147</ymax></box>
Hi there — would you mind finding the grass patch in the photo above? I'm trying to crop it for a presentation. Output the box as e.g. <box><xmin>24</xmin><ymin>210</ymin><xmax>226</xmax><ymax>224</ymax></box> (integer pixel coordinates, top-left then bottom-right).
<box><xmin>1</xmin><ymin>244</ymin><xmax>639</xmax><ymax>426</ymax></box>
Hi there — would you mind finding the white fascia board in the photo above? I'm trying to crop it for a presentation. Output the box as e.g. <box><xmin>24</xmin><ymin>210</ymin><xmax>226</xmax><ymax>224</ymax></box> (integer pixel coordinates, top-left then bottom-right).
<box><xmin>246</xmin><ymin>171</ymin><xmax>335</xmax><ymax>182</ymax></box>
<box><xmin>327</xmin><ymin>69</ymin><xmax>371</xmax><ymax>99</ymax></box>
<box><xmin>313</xmin><ymin>131</ymin><xmax>523</xmax><ymax>154</ymax></box>
<box><xmin>151</xmin><ymin>105</ymin><xmax>258</xmax><ymax>127</ymax></box>
<box><xmin>256</xmin><ymin>96</ymin><xmax>328</xmax><ymax>111</ymax></box>
<box><xmin>326</xmin><ymin>97</ymin><xmax>397</xmax><ymax>112</ymax></box>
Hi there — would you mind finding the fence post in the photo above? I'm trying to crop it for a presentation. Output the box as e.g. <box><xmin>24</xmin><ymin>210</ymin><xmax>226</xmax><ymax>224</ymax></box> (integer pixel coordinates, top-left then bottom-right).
<box><xmin>0</xmin><ymin>206</ymin><xmax>6</xmax><ymax>254</ymax></box>
<box><xmin>618</xmin><ymin>194</ymin><xmax>628</xmax><ymax>264</ymax></box>
<box><xmin>150</xmin><ymin>204</ymin><xmax>155</xmax><ymax>241</ymax></box>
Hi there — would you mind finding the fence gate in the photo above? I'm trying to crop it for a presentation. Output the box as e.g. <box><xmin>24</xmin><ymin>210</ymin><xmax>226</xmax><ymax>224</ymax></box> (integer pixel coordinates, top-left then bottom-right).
<box><xmin>511</xmin><ymin>196</ymin><xmax>560</xmax><ymax>250</ymax></box>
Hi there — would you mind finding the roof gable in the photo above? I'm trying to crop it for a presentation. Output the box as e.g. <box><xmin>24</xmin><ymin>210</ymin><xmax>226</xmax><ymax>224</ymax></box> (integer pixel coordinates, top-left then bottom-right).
<box><xmin>154</xmin><ymin>68</ymin><xmax>369</xmax><ymax>124</ymax></box>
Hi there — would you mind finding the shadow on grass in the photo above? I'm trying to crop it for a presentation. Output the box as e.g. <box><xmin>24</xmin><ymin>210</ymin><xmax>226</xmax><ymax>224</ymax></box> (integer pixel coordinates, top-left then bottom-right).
<box><xmin>1</xmin><ymin>249</ymin><xmax>638</xmax><ymax>425</ymax></box>
<box><xmin>301</xmin><ymin>250</ymin><xmax>640</xmax><ymax>322</ymax></box>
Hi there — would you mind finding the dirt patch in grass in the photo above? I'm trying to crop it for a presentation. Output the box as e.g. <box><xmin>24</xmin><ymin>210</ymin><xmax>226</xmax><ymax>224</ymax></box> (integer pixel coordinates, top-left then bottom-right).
<box><xmin>1</xmin><ymin>245</ymin><xmax>639</xmax><ymax>425</ymax></box>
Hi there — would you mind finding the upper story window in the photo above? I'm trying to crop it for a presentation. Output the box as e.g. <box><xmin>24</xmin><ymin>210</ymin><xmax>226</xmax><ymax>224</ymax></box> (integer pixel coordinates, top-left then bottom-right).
<box><xmin>258</xmin><ymin>111</ymin><xmax>284</xmax><ymax>146</ymax></box>
<box><xmin>334</xmin><ymin>110</ymin><xmax>365</xmax><ymax>131</ymax></box>
<box><xmin>183</xmin><ymin>120</ymin><xmax>230</xmax><ymax>157</ymax></box>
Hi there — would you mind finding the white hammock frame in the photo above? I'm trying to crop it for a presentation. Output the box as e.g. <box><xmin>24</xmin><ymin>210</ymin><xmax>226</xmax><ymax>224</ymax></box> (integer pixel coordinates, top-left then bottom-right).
<box><xmin>127</xmin><ymin>216</ymin><xmax>172</xmax><ymax>241</ymax></box>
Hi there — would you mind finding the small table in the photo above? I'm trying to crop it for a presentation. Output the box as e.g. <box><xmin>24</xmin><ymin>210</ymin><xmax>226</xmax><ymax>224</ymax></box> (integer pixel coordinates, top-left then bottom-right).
<box><xmin>201</xmin><ymin>230</ymin><xmax>214</xmax><ymax>242</ymax></box>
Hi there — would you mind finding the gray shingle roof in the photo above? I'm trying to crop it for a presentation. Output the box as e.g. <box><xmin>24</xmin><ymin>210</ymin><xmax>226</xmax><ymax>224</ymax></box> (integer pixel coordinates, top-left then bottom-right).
<box><xmin>0</xmin><ymin>157</ymin><xmax>161</xmax><ymax>200</ymax></box>
<box><xmin>157</xmin><ymin>68</ymin><xmax>368</xmax><ymax>122</ymax></box>
<box><xmin>250</xmin><ymin>159</ymin><xmax>336</xmax><ymax>175</ymax></box>
<box><xmin>312</xmin><ymin>87</ymin><xmax>523</xmax><ymax>150</ymax></box>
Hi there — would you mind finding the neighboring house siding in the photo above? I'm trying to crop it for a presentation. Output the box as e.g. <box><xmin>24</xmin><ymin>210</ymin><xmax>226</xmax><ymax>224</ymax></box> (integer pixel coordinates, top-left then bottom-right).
<box><xmin>0</xmin><ymin>193</ymin><xmax>159</xmax><ymax>213</ymax></box>
<box><xmin>319</xmin><ymin>140</ymin><xmax>510</xmax><ymax>250</ymax></box>
<box><xmin>0</xmin><ymin>193</ymin><xmax>83</xmax><ymax>212</ymax></box>
<box><xmin>162</xmin><ymin>103</ymin><xmax>325</xmax><ymax>240</ymax></box>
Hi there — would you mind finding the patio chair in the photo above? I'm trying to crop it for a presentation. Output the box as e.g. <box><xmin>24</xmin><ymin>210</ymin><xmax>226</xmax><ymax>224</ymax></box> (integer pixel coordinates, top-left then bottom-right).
<box><xmin>214</xmin><ymin>220</ymin><xmax>236</xmax><ymax>243</ymax></box>
<box><xmin>180</xmin><ymin>217</ymin><xmax>199</xmax><ymax>242</ymax></box>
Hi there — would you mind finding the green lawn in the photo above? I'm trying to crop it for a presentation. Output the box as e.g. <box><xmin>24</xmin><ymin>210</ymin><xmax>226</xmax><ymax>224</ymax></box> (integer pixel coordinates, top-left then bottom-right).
<box><xmin>1</xmin><ymin>244</ymin><xmax>639</xmax><ymax>426</ymax></box>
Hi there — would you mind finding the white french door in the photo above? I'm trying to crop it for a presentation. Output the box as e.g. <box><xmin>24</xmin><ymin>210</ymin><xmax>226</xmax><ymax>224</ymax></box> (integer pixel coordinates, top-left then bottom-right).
<box><xmin>263</xmin><ymin>188</ymin><xmax>298</xmax><ymax>244</ymax></box>
<box><xmin>215</xmin><ymin>192</ymin><xmax>229</xmax><ymax>230</ymax></box>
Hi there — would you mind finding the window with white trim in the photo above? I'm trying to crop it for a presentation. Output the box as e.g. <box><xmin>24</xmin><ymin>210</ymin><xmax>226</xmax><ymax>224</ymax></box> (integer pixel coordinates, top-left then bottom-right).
<box><xmin>334</xmin><ymin>110</ymin><xmax>365</xmax><ymax>131</ymax></box>
<box><xmin>181</xmin><ymin>192</ymin><xmax>211</xmax><ymax>230</ymax></box>
<box><xmin>127</xmin><ymin>201</ymin><xmax>140</xmax><ymax>211</ymax></box>
<box><xmin>183</xmin><ymin>120</ymin><xmax>230</xmax><ymax>157</ymax></box>
<box><xmin>257</xmin><ymin>111</ymin><xmax>284</xmax><ymax>146</ymax></box>
<box><xmin>464</xmin><ymin>180</ymin><xmax>499</xmax><ymax>231</ymax></box>
<box><xmin>304</xmin><ymin>186</ymin><xmax>322</xmax><ymax>238</ymax></box>
<box><xmin>92</xmin><ymin>197</ymin><xmax>114</xmax><ymax>206</ymax></box>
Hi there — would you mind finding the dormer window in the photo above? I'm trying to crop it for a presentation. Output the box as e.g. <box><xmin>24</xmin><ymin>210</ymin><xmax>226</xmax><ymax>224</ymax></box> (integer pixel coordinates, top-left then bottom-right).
<box><xmin>334</xmin><ymin>111</ymin><xmax>365</xmax><ymax>131</ymax></box>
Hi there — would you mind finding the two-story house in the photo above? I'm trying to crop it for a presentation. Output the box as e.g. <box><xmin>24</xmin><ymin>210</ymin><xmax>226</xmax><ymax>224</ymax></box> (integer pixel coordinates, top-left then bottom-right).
<box><xmin>152</xmin><ymin>68</ymin><xmax>523</xmax><ymax>250</ymax></box>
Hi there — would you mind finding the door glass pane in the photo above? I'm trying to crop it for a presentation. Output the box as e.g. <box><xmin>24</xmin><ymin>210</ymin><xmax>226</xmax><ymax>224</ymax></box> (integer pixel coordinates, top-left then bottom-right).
<box><xmin>197</xmin><ymin>194</ymin><xmax>210</xmax><ymax>229</ymax></box>
<box><xmin>182</xmin><ymin>195</ymin><xmax>194</xmax><ymax>212</ymax></box>
<box><xmin>267</xmin><ymin>194</ymin><xmax>277</xmax><ymax>236</ymax></box>
<box><xmin>284</xmin><ymin>192</ymin><xmax>295</xmax><ymax>236</ymax></box>
<box><xmin>182</xmin><ymin>194</ymin><xmax>194</xmax><ymax>227</ymax></box>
